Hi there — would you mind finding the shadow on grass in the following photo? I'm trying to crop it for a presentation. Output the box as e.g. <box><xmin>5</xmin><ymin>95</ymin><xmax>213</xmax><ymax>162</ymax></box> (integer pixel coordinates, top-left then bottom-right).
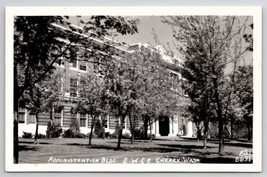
<box><xmin>65</xmin><ymin>140</ymin><xmax>243</xmax><ymax>158</ymax></box>
<box><xmin>212</xmin><ymin>141</ymin><xmax>252</xmax><ymax>148</ymax></box>
<box><xmin>19</xmin><ymin>140</ymin><xmax>51</xmax><ymax>145</ymax></box>
<box><xmin>66</xmin><ymin>143</ymin><xmax>129</xmax><ymax>151</ymax></box>
<box><xmin>19</xmin><ymin>145</ymin><xmax>38</xmax><ymax>152</ymax></box>
<box><xmin>158</xmin><ymin>143</ymin><xmax>213</xmax><ymax>149</ymax></box>
<box><xmin>65</xmin><ymin>142</ymin><xmax>207</xmax><ymax>154</ymax></box>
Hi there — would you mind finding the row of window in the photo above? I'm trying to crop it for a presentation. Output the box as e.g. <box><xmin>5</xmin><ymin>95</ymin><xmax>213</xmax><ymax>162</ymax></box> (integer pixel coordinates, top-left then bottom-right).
<box><xmin>18</xmin><ymin>111</ymin><xmax>104</xmax><ymax>128</ymax></box>
<box><xmin>57</xmin><ymin>58</ymin><xmax>87</xmax><ymax>72</ymax></box>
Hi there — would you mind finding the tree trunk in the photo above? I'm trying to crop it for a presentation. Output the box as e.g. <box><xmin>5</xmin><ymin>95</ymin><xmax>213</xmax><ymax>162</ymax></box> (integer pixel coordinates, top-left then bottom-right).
<box><xmin>34</xmin><ymin>113</ymin><xmax>39</xmax><ymax>143</ymax></box>
<box><xmin>14</xmin><ymin>113</ymin><xmax>19</xmax><ymax>164</ymax></box>
<box><xmin>144</xmin><ymin>118</ymin><xmax>148</xmax><ymax>139</ymax></box>
<box><xmin>117</xmin><ymin>117</ymin><xmax>125</xmax><ymax>149</ymax></box>
<box><xmin>212</xmin><ymin>74</ymin><xmax>224</xmax><ymax>155</ymax></box>
<box><xmin>230</xmin><ymin>116</ymin><xmax>234</xmax><ymax>139</ymax></box>
<box><xmin>14</xmin><ymin>66</ymin><xmax>19</xmax><ymax>163</ymax></box>
<box><xmin>203</xmin><ymin>118</ymin><xmax>209</xmax><ymax>149</ymax></box>
<box><xmin>247</xmin><ymin>122</ymin><xmax>252</xmax><ymax>142</ymax></box>
<box><xmin>89</xmin><ymin>116</ymin><xmax>95</xmax><ymax>146</ymax></box>
<box><xmin>101</xmin><ymin>119</ymin><xmax>105</xmax><ymax>139</ymax></box>
<box><xmin>218</xmin><ymin>113</ymin><xmax>224</xmax><ymax>154</ymax></box>
<box><xmin>50</xmin><ymin>108</ymin><xmax>53</xmax><ymax>124</ymax></box>
<box><xmin>149</xmin><ymin>121</ymin><xmax>152</xmax><ymax>142</ymax></box>
<box><xmin>117</xmin><ymin>126</ymin><xmax>123</xmax><ymax>149</ymax></box>
<box><xmin>195</xmin><ymin>124</ymin><xmax>201</xmax><ymax>142</ymax></box>
<box><xmin>131</xmin><ymin>131</ymin><xmax>135</xmax><ymax>144</ymax></box>
<box><xmin>203</xmin><ymin>136</ymin><xmax>207</xmax><ymax>149</ymax></box>
<box><xmin>128</xmin><ymin>113</ymin><xmax>134</xmax><ymax>144</ymax></box>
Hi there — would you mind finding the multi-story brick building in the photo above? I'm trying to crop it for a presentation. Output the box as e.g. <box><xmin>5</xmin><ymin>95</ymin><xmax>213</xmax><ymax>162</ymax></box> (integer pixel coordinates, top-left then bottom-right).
<box><xmin>18</xmin><ymin>22</ymin><xmax>195</xmax><ymax>138</ymax></box>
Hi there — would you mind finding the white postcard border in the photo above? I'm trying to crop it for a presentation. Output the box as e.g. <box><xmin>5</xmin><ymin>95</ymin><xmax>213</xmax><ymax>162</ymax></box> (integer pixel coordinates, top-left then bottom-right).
<box><xmin>5</xmin><ymin>6</ymin><xmax>262</xmax><ymax>172</ymax></box>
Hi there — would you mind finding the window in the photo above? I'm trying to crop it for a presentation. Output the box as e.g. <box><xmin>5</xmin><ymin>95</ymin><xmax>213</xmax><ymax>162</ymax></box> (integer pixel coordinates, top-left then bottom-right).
<box><xmin>79</xmin><ymin>79</ymin><xmax>86</xmax><ymax>98</ymax></box>
<box><xmin>80</xmin><ymin>113</ymin><xmax>87</xmax><ymax>127</ymax></box>
<box><xmin>79</xmin><ymin>64</ymin><xmax>86</xmax><ymax>71</ymax></box>
<box><xmin>70</xmin><ymin>47</ymin><xmax>78</xmax><ymax>68</ymax></box>
<box><xmin>28</xmin><ymin>113</ymin><xmax>36</xmax><ymax>124</ymax></box>
<box><xmin>18</xmin><ymin>112</ymin><xmax>25</xmax><ymax>123</ymax></box>
<box><xmin>54</xmin><ymin>106</ymin><xmax>62</xmax><ymax>123</ymax></box>
<box><xmin>70</xmin><ymin>78</ymin><xmax>78</xmax><ymax>97</ymax></box>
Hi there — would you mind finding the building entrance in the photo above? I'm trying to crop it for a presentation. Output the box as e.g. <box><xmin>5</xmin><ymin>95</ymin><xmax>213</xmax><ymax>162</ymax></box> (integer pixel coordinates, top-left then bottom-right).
<box><xmin>159</xmin><ymin>116</ymin><xmax>169</xmax><ymax>136</ymax></box>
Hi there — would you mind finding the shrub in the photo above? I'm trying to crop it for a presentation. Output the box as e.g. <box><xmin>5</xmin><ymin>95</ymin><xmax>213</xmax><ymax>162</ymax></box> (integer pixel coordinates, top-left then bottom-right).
<box><xmin>94</xmin><ymin>120</ymin><xmax>104</xmax><ymax>137</ymax></box>
<box><xmin>148</xmin><ymin>134</ymin><xmax>156</xmax><ymax>140</ymax></box>
<box><xmin>86</xmin><ymin>132</ymin><xmax>97</xmax><ymax>138</ymax></box>
<box><xmin>134</xmin><ymin>127</ymin><xmax>144</xmax><ymax>139</ymax></box>
<box><xmin>62</xmin><ymin>129</ymin><xmax>75</xmax><ymax>138</ymax></box>
<box><xmin>46</xmin><ymin>122</ymin><xmax>62</xmax><ymax>138</ymax></box>
<box><xmin>70</xmin><ymin>118</ymin><xmax>80</xmax><ymax>134</ymax></box>
<box><xmin>109</xmin><ymin>132</ymin><xmax>118</xmax><ymax>139</ymax></box>
<box><xmin>22</xmin><ymin>131</ymin><xmax>33</xmax><ymax>139</ymax></box>
<box><xmin>75</xmin><ymin>133</ymin><xmax>86</xmax><ymax>138</ymax></box>
<box><xmin>37</xmin><ymin>133</ymin><xmax>46</xmax><ymax>139</ymax></box>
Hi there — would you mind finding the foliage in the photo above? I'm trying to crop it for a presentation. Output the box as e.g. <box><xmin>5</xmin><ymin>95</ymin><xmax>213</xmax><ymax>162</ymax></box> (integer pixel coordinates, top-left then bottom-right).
<box><xmin>162</xmin><ymin>16</ymin><xmax>251</xmax><ymax>153</ymax></box>
<box><xmin>147</xmin><ymin>134</ymin><xmax>156</xmax><ymax>140</ymax></box>
<box><xmin>104</xmin><ymin>46</ymin><xmax>184</xmax><ymax>147</ymax></box>
<box><xmin>62</xmin><ymin>129</ymin><xmax>75</xmax><ymax>138</ymax></box>
<box><xmin>46</xmin><ymin>122</ymin><xmax>62</xmax><ymax>138</ymax></box>
<box><xmin>231</xmin><ymin>65</ymin><xmax>253</xmax><ymax>140</ymax></box>
<box><xmin>62</xmin><ymin>129</ymin><xmax>86</xmax><ymax>138</ymax></box>
<box><xmin>86</xmin><ymin>132</ymin><xmax>97</xmax><ymax>138</ymax></box>
<box><xmin>94</xmin><ymin>120</ymin><xmax>105</xmax><ymax>137</ymax></box>
<box><xmin>22</xmin><ymin>132</ymin><xmax>33</xmax><ymax>139</ymax></box>
<box><xmin>14</xmin><ymin>15</ymin><xmax>138</xmax><ymax>161</ymax></box>
<box><xmin>69</xmin><ymin>117</ymin><xmax>80</xmax><ymax>134</ymax></box>
<box><xmin>133</xmin><ymin>127</ymin><xmax>144</xmax><ymax>139</ymax></box>
<box><xmin>76</xmin><ymin>72</ymin><xmax>108</xmax><ymax>144</ymax></box>
<box><xmin>37</xmin><ymin>134</ymin><xmax>46</xmax><ymax>139</ymax></box>
<box><xmin>109</xmin><ymin>132</ymin><xmax>119</xmax><ymax>139</ymax></box>
<box><xmin>75</xmin><ymin>133</ymin><xmax>87</xmax><ymax>138</ymax></box>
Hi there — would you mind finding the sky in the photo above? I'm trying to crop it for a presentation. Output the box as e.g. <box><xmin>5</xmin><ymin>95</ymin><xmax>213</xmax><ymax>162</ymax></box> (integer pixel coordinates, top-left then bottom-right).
<box><xmin>68</xmin><ymin>16</ymin><xmax>175</xmax><ymax>49</ymax></box>
<box><xmin>114</xmin><ymin>16</ymin><xmax>174</xmax><ymax>46</ymax></box>
<box><xmin>69</xmin><ymin>16</ymin><xmax>253</xmax><ymax>68</ymax></box>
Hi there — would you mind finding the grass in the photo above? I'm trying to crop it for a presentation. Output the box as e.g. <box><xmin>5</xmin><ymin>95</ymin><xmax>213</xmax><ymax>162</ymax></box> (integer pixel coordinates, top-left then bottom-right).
<box><xmin>18</xmin><ymin>137</ymin><xmax>253</xmax><ymax>164</ymax></box>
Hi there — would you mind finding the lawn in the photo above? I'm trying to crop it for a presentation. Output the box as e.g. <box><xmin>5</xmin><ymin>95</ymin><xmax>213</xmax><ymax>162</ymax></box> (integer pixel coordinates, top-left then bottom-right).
<box><xmin>18</xmin><ymin>137</ymin><xmax>253</xmax><ymax>164</ymax></box>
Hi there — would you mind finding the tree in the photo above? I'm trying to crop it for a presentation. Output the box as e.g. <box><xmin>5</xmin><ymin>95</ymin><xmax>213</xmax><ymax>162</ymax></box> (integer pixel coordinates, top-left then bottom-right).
<box><xmin>76</xmin><ymin>72</ymin><xmax>108</xmax><ymax>145</ymax></box>
<box><xmin>126</xmin><ymin>46</ymin><xmax>183</xmax><ymax>141</ymax></box>
<box><xmin>182</xmin><ymin>44</ymin><xmax>217</xmax><ymax>148</ymax></box>
<box><xmin>104</xmin><ymin>58</ymin><xmax>136</xmax><ymax>149</ymax></box>
<box><xmin>163</xmin><ymin>16</ymin><xmax>251</xmax><ymax>154</ymax></box>
<box><xmin>23</xmin><ymin>72</ymin><xmax>62</xmax><ymax>143</ymax></box>
<box><xmin>232</xmin><ymin>65</ymin><xmax>253</xmax><ymax>141</ymax></box>
<box><xmin>14</xmin><ymin>15</ymin><xmax>138</xmax><ymax>163</ymax></box>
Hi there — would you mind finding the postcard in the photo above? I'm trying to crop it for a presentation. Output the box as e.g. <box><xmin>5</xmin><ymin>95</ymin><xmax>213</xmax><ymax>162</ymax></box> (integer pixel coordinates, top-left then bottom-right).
<box><xmin>5</xmin><ymin>6</ymin><xmax>262</xmax><ymax>172</ymax></box>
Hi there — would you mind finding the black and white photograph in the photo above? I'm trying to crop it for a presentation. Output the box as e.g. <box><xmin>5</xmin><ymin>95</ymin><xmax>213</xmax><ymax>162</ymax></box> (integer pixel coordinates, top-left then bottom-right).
<box><xmin>5</xmin><ymin>6</ymin><xmax>262</xmax><ymax>172</ymax></box>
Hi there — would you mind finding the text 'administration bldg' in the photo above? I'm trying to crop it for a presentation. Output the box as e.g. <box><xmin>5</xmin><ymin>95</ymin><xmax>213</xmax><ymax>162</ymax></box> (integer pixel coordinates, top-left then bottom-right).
<box><xmin>17</xmin><ymin>23</ymin><xmax>194</xmax><ymax>138</ymax></box>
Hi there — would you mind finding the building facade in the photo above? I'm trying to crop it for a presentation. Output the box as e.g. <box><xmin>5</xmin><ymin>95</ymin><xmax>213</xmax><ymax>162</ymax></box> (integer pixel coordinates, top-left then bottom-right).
<box><xmin>17</xmin><ymin>23</ymin><xmax>195</xmax><ymax>138</ymax></box>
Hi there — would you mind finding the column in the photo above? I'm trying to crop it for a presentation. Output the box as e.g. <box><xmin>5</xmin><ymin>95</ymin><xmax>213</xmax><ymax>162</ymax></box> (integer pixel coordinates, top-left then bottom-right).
<box><xmin>187</xmin><ymin>120</ymin><xmax>193</xmax><ymax>137</ymax></box>
<box><xmin>168</xmin><ymin>116</ymin><xmax>177</xmax><ymax>137</ymax></box>
<box><xmin>154</xmin><ymin>120</ymin><xmax>160</xmax><ymax>136</ymax></box>
<box><xmin>106</xmin><ymin>114</ymin><xmax>110</xmax><ymax>129</ymax></box>
<box><xmin>60</xmin><ymin>108</ymin><xmax>64</xmax><ymax>127</ymax></box>
<box><xmin>168</xmin><ymin>117</ymin><xmax>173</xmax><ymax>136</ymax></box>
